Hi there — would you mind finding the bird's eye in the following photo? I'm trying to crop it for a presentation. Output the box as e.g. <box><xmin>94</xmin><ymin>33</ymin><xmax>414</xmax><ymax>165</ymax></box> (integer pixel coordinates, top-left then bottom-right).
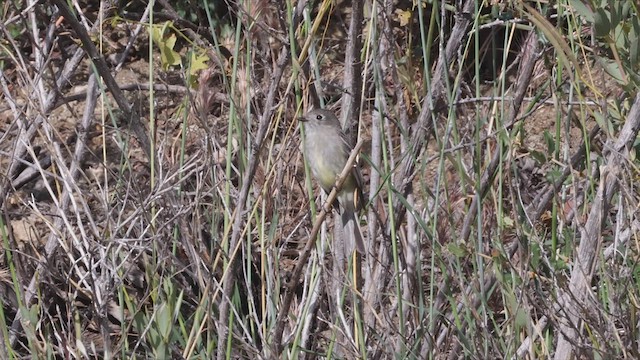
<box><xmin>316</xmin><ymin>114</ymin><xmax>323</xmax><ymax>120</ymax></box>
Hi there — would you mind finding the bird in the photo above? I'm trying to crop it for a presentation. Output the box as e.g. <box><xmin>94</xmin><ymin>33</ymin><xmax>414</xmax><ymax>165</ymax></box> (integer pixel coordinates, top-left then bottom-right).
<box><xmin>299</xmin><ymin>108</ymin><xmax>365</xmax><ymax>254</ymax></box>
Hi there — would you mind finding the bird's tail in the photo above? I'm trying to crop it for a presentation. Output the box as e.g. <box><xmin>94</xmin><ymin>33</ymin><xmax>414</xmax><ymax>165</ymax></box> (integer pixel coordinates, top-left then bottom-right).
<box><xmin>341</xmin><ymin>209</ymin><xmax>365</xmax><ymax>254</ymax></box>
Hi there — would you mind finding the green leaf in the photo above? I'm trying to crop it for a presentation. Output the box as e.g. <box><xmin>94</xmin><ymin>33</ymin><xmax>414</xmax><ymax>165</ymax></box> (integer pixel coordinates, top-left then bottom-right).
<box><xmin>514</xmin><ymin>308</ymin><xmax>530</xmax><ymax>329</ymax></box>
<box><xmin>598</xmin><ymin>56</ymin><xmax>625</xmax><ymax>84</ymax></box>
<box><xmin>157</xmin><ymin>303</ymin><xmax>172</xmax><ymax>340</ymax></box>
<box><xmin>593</xmin><ymin>110</ymin><xmax>615</xmax><ymax>136</ymax></box>
<box><xmin>447</xmin><ymin>243</ymin><xmax>466</xmax><ymax>258</ymax></box>
<box><xmin>161</xmin><ymin>33</ymin><xmax>181</xmax><ymax>69</ymax></box>
<box><xmin>607</xmin><ymin>0</ymin><xmax>622</xmax><ymax>28</ymax></box>
<box><xmin>150</xmin><ymin>21</ymin><xmax>169</xmax><ymax>45</ymax></box>
<box><xmin>151</xmin><ymin>22</ymin><xmax>182</xmax><ymax>70</ymax></box>
<box><xmin>190</xmin><ymin>51</ymin><xmax>209</xmax><ymax>73</ymax></box>
<box><xmin>594</xmin><ymin>8</ymin><xmax>611</xmax><ymax>37</ymax></box>
<box><xmin>543</xmin><ymin>130</ymin><xmax>556</xmax><ymax>155</ymax></box>
<box><xmin>614</xmin><ymin>23</ymin><xmax>626</xmax><ymax>49</ymax></box>
<box><xmin>568</xmin><ymin>0</ymin><xmax>594</xmax><ymax>22</ymax></box>
<box><xmin>545</xmin><ymin>169</ymin><xmax>563</xmax><ymax>184</ymax></box>
<box><xmin>530</xmin><ymin>150</ymin><xmax>547</xmax><ymax>164</ymax></box>
<box><xmin>188</xmin><ymin>50</ymin><xmax>210</xmax><ymax>87</ymax></box>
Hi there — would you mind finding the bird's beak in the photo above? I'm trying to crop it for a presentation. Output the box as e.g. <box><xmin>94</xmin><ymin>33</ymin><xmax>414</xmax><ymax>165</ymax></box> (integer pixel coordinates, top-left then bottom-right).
<box><xmin>297</xmin><ymin>116</ymin><xmax>307</xmax><ymax>122</ymax></box>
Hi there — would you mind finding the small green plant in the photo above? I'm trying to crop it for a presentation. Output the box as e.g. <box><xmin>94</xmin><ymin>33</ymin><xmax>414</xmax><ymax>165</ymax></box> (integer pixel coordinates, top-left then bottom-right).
<box><xmin>149</xmin><ymin>21</ymin><xmax>210</xmax><ymax>86</ymax></box>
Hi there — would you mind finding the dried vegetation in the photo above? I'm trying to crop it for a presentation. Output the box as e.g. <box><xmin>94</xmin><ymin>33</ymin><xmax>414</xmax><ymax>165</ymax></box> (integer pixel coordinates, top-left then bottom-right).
<box><xmin>0</xmin><ymin>0</ymin><xmax>639</xmax><ymax>359</ymax></box>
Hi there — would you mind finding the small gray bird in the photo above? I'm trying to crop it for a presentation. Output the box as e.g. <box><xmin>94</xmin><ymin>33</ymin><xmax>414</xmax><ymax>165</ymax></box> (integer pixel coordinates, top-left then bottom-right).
<box><xmin>299</xmin><ymin>108</ymin><xmax>365</xmax><ymax>254</ymax></box>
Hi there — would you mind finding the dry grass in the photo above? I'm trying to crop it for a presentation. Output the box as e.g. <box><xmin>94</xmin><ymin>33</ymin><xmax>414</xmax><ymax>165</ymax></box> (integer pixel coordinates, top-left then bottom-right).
<box><xmin>0</xmin><ymin>0</ymin><xmax>639</xmax><ymax>359</ymax></box>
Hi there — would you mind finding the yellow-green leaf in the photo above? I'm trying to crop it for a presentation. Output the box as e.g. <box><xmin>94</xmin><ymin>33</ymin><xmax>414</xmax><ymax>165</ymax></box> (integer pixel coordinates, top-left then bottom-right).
<box><xmin>395</xmin><ymin>9</ymin><xmax>412</xmax><ymax>27</ymax></box>
<box><xmin>190</xmin><ymin>51</ymin><xmax>209</xmax><ymax>74</ymax></box>
<box><xmin>160</xmin><ymin>33</ymin><xmax>181</xmax><ymax>69</ymax></box>
<box><xmin>151</xmin><ymin>22</ymin><xmax>182</xmax><ymax>70</ymax></box>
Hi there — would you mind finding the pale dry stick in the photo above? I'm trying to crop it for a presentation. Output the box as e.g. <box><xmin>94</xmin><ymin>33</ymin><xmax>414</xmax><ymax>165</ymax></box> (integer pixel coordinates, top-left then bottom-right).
<box><xmin>270</xmin><ymin>140</ymin><xmax>365</xmax><ymax>354</ymax></box>
<box><xmin>512</xmin><ymin>195</ymin><xmax>631</xmax><ymax>360</ymax></box>
<box><xmin>11</xmin><ymin>92</ymin><xmax>99</xmax><ymax>345</ymax></box>
<box><xmin>603</xmin><ymin>216</ymin><xmax>639</xmax><ymax>260</ymax></box>
<box><xmin>2</xmin><ymin>1</ymin><xmax>86</xmax><ymax>112</ymax></box>
<box><xmin>51</xmin><ymin>0</ymin><xmax>152</xmax><ymax>159</ymax></box>
<box><xmin>442</xmin><ymin>58</ymin><xmax>532</xmax><ymax>354</ymax></box>
<box><xmin>337</xmin><ymin>4</ymin><xmax>365</xmax><ymax>341</ymax></box>
<box><xmin>377</xmin><ymin>0</ymin><xmax>415</xmax><ymax>338</ymax></box>
<box><xmin>305</xmin><ymin>63</ymin><xmax>325</xmax><ymax>115</ymax></box>
<box><xmin>214</xmin><ymin>45</ymin><xmax>294</xmax><ymax>360</ymax></box>
<box><xmin>27</xmin><ymin>0</ymin><xmax>47</xmax><ymax>105</ymax></box>
<box><xmin>281</xmin><ymin>171</ymin><xmax>338</xmax><ymax>356</ymax></box>
<box><xmin>278</xmin><ymin>0</ymin><xmax>336</xmax><ymax>107</ymax></box>
<box><xmin>38</xmin><ymin>79</ymin><xmax>103</xmax><ymax>285</ymax></box>
<box><xmin>416</xmin><ymin>117</ymin><xmax>601</xmax><ymax>358</ymax></box>
<box><xmin>299</xmin><ymin>14</ymin><xmax>347</xmax><ymax>306</ymax></box>
<box><xmin>427</xmin><ymin>30</ymin><xmax>541</xmax><ymax>355</ymax></box>
<box><xmin>0</xmin><ymin>20</ymin><xmax>52</xmax><ymax>204</ymax></box>
<box><xmin>219</xmin><ymin>115</ymin><xmax>304</xmax><ymax>349</ymax></box>
<box><xmin>0</xmin><ymin>73</ymin><xmax>22</xmax><ymax>143</ymax></box>
<box><xmin>458</xmin><ymin>31</ymin><xmax>541</xmax><ymax>242</ymax></box>
<box><xmin>7</xmin><ymin>0</ymin><xmax>141</xmax><ymax>347</ymax></box>
<box><xmin>378</xmin><ymin>0</ymin><xmax>411</xmax><ymax>170</ymax></box>
<box><xmin>587</xmin><ymin>195</ymin><xmax>631</xmax><ymax>353</ymax></box>
<box><xmin>6</xmin><ymin>7</ymin><xmax>99</xmax><ymax>347</ymax></box>
<box><xmin>3</xmin><ymin>1</ymin><xmax>37</xmax><ymax>24</ymax></box>
<box><xmin>0</xmin><ymin>64</ymin><xmax>20</xmax><ymax>360</ymax></box>
<box><xmin>363</xmin><ymin>94</ymin><xmax>383</xmax><ymax>326</ymax></box>
<box><xmin>455</xmin><ymin>96</ymin><xmax>600</xmax><ymax>106</ymax></box>
<box><xmin>302</xmin><ymin>18</ymin><xmax>325</xmax><ymax>108</ymax></box>
<box><xmin>0</xmin><ymin>20</ymin><xmax>30</xmax><ymax>81</ymax></box>
<box><xmin>339</xmin><ymin>0</ymin><xmax>364</xmax><ymax>142</ymax></box>
<box><xmin>402</xmin><ymin>192</ymin><xmax>418</xmax><ymax>330</ymax></box>
<box><xmin>214</xmin><ymin>0</ymin><xmax>310</xmax><ymax>350</ymax></box>
<box><xmin>3</xmin><ymin>35</ymin><xmax>90</xmax><ymax>178</ymax></box>
<box><xmin>358</xmin><ymin>9</ymin><xmax>380</xmax><ymax>326</ymax></box>
<box><xmin>369</xmin><ymin>2</ymin><xmax>480</xmax><ymax>348</ymax></box>
<box><xmin>361</xmin><ymin>0</ymin><xmax>416</xmax><ymax>345</ymax></box>
<box><xmin>366</xmin><ymin>0</ymin><xmax>478</xmax><ymax>354</ymax></box>
<box><xmin>505</xmin><ymin>125</ymin><xmax>600</xmax><ymax>358</ymax></box>
<box><xmin>555</xmin><ymin>172</ymin><xmax>610</xmax><ymax>357</ymax></box>
<box><xmin>9</xmin><ymin>155</ymin><xmax>54</xmax><ymax>190</ymax></box>
<box><xmin>298</xmin><ymin>256</ymin><xmax>324</xmax><ymax>357</ymax></box>
<box><xmin>70</xmin><ymin>0</ymin><xmax>92</xmax><ymax>30</ymax></box>
<box><xmin>115</xmin><ymin>1</ymin><xmax>151</xmax><ymax>71</ymax></box>
<box><xmin>553</xmin><ymin>91</ymin><xmax>640</xmax><ymax>360</ymax></box>
<box><xmin>435</xmin><ymin>121</ymin><xmax>601</xmax><ymax>355</ymax></box>
<box><xmin>58</xmin><ymin>83</ymin><xmax>228</xmax><ymax>109</ymax></box>
<box><xmin>69</xmin><ymin>74</ymin><xmax>115</xmax><ymax>356</ymax></box>
<box><xmin>391</xmin><ymin>0</ymin><xmax>476</xmax><ymax>224</ymax></box>
<box><xmin>531</xmin><ymin>125</ymin><xmax>601</xmax><ymax>220</ymax></box>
